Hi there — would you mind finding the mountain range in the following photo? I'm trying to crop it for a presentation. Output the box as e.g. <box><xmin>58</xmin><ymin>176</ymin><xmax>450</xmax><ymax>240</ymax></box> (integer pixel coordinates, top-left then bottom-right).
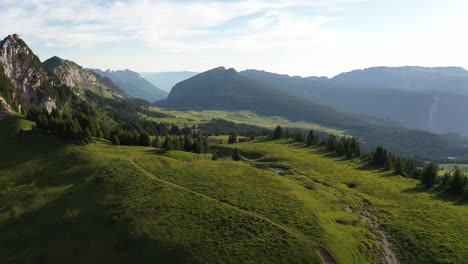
<box><xmin>92</xmin><ymin>69</ymin><xmax>168</xmax><ymax>102</ymax></box>
<box><xmin>1</xmin><ymin>33</ymin><xmax>467</xmax><ymax>159</ymax></box>
<box><xmin>241</xmin><ymin>69</ymin><xmax>468</xmax><ymax>136</ymax></box>
<box><xmin>158</xmin><ymin>66</ymin><xmax>468</xmax><ymax>159</ymax></box>
<box><xmin>140</xmin><ymin>71</ymin><xmax>198</xmax><ymax>92</ymax></box>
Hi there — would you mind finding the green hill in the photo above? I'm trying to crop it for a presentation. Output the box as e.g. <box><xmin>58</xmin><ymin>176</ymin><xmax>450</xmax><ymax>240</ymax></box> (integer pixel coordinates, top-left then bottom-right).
<box><xmin>0</xmin><ymin>117</ymin><xmax>466</xmax><ymax>263</ymax></box>
<box><xmin>158</xmin><ymin>67</ymin><xmax>468</xmax><ymax>159</ymax></box>
<box><xmin>159</xmin><ymin>67</ymin><xmax>378</xmax><ymax>131</ymax></box>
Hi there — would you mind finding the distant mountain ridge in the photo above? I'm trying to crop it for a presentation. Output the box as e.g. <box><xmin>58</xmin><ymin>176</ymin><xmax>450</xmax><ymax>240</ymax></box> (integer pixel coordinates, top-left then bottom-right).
<box><xmin>332</xmin><ymin>66</ymin><xmax>468</xmax><ymax>95</ymax></box>
<box><xmin>241</xmin><ymin>69</ymin><xmax>468</xmax><ymax>136</ymax></box>
<box><xmin>92</xmin><ymin>69</ymin><xmax>167</xmax><ymax>102</ymax></box>
<box><xmin>160</xmin><ymin>67</ymin><xmax>372</xmax><ymax>131</ymax></box>
<box><xmin>159</xmin><ymin>66</ymin><xmax>468</xmax><ymax>158</ymax></box>
<box><xmin>140</xmin><ymin>71</ymin><xmax>198</xmax><ymax>92</ymax></box>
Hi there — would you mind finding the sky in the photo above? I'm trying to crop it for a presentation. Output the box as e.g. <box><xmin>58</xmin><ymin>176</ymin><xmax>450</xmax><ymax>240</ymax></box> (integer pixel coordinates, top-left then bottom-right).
<box><xmin>1</xmin><ymin>0</ymin><xmax>468</xmax><ymax>77</ymax></box>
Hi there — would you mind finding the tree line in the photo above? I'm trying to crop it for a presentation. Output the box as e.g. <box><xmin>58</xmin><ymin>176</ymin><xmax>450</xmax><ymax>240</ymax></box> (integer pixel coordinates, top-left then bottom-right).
<box><xmin>271</xmin><ymin>125</ymin><xmax>467</xmax><ymax>197</ymax></box>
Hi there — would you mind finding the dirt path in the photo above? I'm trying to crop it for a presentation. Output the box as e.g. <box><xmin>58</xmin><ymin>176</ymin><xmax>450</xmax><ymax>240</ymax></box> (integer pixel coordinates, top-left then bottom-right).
<box><xmin>129</xmin><ymin>158</ymin><xmax>337</xmax><ymax>264</ymax></box>
<box><xmin>356</xmin><ymin>205</ymin><xmax>400</xmax><ymax>264</ymax></box>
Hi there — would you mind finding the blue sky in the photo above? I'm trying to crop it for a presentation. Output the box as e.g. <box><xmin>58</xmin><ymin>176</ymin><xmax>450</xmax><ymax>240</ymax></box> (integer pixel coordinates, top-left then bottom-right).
<box><xmin>1</xmin><ymin>0</ymin><xmax>467</xmax><ymax>77</ymax></box>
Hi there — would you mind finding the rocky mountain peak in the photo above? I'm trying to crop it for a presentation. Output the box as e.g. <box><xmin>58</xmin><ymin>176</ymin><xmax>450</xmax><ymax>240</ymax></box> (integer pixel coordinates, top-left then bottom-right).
<box><xmin>0</xmin><ymin>34</ymin><xmax>55</xmax><ymax>113</ymax></box>
<box><xmin>43</xmin><ymin>56</ymin><xmax>127</xmax><ymax>98</ymax></box>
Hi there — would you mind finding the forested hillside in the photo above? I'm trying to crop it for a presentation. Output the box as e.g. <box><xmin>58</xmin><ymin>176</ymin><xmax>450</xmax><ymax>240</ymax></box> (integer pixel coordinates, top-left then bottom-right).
<box><xmin>159</xmin><ymin>67</ymin><xmax>468</xmax><ymax>160</ymax></box>
<box><xmin>241</xmin><ymin>69</ymin><xmax>468</xmax><ymax>135</ymax></box>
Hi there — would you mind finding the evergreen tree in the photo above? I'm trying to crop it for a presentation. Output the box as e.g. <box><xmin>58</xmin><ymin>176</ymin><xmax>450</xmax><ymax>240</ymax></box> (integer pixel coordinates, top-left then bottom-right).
<box><xmin>152</xmin><ymin>136</ymin><xmax>161</xmax><ymax>148</ymax></box>
<box><xmin>84</xmin><ymin>128</ymin><xmax>93</xmax><ymax>143</ymax></box>
<box><xmin>273</xmin><ymin>125</ymin><xmax>283</xmax><ymax>140</ymax></box>
<box><xmin>372</xmin><ymin>146</ymin><xmax>387</xmax><ymax>166</ymax></box>
<box><xmin>228</xmin><ymin>133</ymin><xmax>238</xmax><ymax>144</ymax></box>
<box><xmin>421</xmin><ymin>162</ymin><xmax>438</xmax><ymax>188</ymax></box>
<box><xmin>346</xmin><ymin>148</ymin><xmax>354</xmax><ymax>160</ymax></box>
<box><xmin>326</xmin><ymin>135</ymin><xmax>337</xmax><ymax>151</ymax></box>
<box><xmin>111</xmin><ymin>134</ymin><xmax>120</xmax><ymax>145</ymax></box>
<box><xmin>384</xmin><ymin>159</ymin><xmax>392</xmax><ymax>171</ymax></box>
<box><xmin>354</xmin><ymin>143</ymin><xmax>361</xmax><ymax>158</ymax></box>
<box><xmin>306</xmin><ymin>130</ymin><xmax>315</xmax><ymax>146</ymax></box>
<box><xmin>440</xmin><ymin>172</ymin><xmax>451</xmax><ymax>188</ymax></box>
<box><xmin>192</xmin><ymin>140</ymin><xmax>200</xmax><ymax>153</ymax></box>
<box><xmin>139</xmin><ymin>132</ymin><xmax>151</xmax><ymax>146</ymax></box>
<box><xmin>294</xmin><ymin>132</ymin><xmax>304</xmax><ymax>143</ymax></box>
<box><xmin>183</xmin><ymin>136</ymin><xmax>192</xmax><ymax>151</ymax></box>
<box><xmin>163</xmin><ymin>136</ymin><xmax>172</xmax><ymax>150</ymax></box>
<box><xmin>449</xmin><ymin>167</ymin><xmax>467</xmax><ymax>195</ymax></box>
<box><xmin>203</xmin><ymin>138</ymin><xmax>210</xmax><ymax>153</ymax></box>
<box><xmin>405</xmin><ymin>159</ymin><xmax>416</xmax><ymax>177</ymax></box>
<box><xmin>232</xmin><ymin>148</ymin><xmax>241</xmax><ymax>161</ymax></box>
<box><xmin>394</xmin><ymin>157</ymin><xmax>403</xmax><ymax>175</ymax></box>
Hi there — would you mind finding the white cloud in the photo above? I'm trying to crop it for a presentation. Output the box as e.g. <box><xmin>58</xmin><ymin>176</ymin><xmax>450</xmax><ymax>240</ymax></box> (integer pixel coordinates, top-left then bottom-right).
<box><xmin>2</xmin><ymin>0</ymin><xmax>466</xmax><ymax>76</ymax></box>
<box><xmin>0</xmin><ymin>0</ymin><xmax>353</xmax><ymax>49</ymax></box>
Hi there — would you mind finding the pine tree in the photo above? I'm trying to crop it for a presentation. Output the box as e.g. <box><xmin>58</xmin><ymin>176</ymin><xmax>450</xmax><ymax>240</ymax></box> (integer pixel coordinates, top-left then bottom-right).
<box><xmin>346</xmin><ymin>148</ymin><xmax>354</xmax><ymax>160</ymax></box>
<box><xmin>394</xmin><ymin>157</ymin><xmax>403</xmax><ymax>175</ymax></box>
<box><xmin>449</xmin><ymin>167</ymin><xmax>467</xmax><ymax>195</ymax></box>
<box><xmin>384</xmin><ymin>159</ymin><xmax>392</xmax><ymax>171</ymax></box>
<box><xmin>139</xmin><ymin>132</ymin><xmax>151</xmax><ymax>146</ymax></box>
<box><xmin>354</xmin><ymin>143</ymin><xmax>361</xmax><ymax>158</ymax></box>
<box><xmin>232</xmin><ymin>148</ymin><xmax>241</xmax><ymax>161</ymax></box>
<box><xmin>306</xmin><ymin>130</ymin><xmax>315</xmax><ymax>146</ymax></box>
<box><xmin>228</xmin><ymin>133</ymin><xmax>238</xmax><ymax>144</ymax></box>
<box><xmin>326</xmin><ymin>135</ymin><xmax>337</xmax><ymax>151</ymax></box>
<box><xmin>163</xmin><ymin>136</ymin><xmax>172</xmax><ymax>150</ymax></box>
<box><xmin>183</xmin><ymin>136</ymin><xmax>192</xmax><ymax>151</ymax></box>
<box><xmin>84</xmin><ymin>128</ymin><xmax>93</xmax><ymax>143</ymax></box>
<box><xmin>111</xmin><ymin>135</ymin><xmax>120</xmax><ymax>145</ymax></box>
<box><xmin>421</xmin><ymin>162</ymin><xmax>438</xmax><ymax>188</ymax></box>
<box><xmin>273</xmin><ymin>125</ymin><xmax>283</xmax><ymax>140</ymax></box>
<box><xmin>152</xmin><ymin>136</ymin><xmax>161</xmax><ymax>148</ymax></box>
<box><xmin>372</xmin><ymin>146</ymin><xmax>387</xmax><ymax>166</ymax></box>
<box><xmin>203</xmin><ymin>138</ymin><xmax>210</xmax><ymax>153</ymax></box>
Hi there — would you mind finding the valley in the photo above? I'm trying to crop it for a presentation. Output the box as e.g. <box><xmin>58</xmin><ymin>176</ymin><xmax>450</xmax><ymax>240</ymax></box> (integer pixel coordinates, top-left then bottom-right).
<box><xmin>0</xmin><ymin>31</ymin><xmax>467</xmax><ymax>264</ymax></box>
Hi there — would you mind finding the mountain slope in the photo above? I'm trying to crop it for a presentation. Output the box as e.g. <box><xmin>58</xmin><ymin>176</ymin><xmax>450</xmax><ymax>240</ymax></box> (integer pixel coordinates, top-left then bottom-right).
<box><xmin>0</xmin><ymin>34</ymin><xmax>59</xmax><ymax>113</ymax></box>
<box><xmin>160</xmin><ymin>67</ymin><xmax>376</xmax><ymax>131</ymax></box>
<box><xmin>43</xmin><ymin>56</ymin><xmax>128</xmax><ymax>99</ymax></box>
<box><xmin>241</xmin><ymin>69</ymin><xmax>468</xmax><ymax>135</ymax></box>
<box><xmin>93</xmin><ymin>69</ymin><xmax>167</xmax><ymax>102</ymax></box>
<box><xmin>160</xmin><ymin>67</ymin><xmax>468</xmax><ymax>159</ymax></box>
<box><xmin>1</xmin><ymin>117</ymin><xmax>466</xmax><ymax>263</ymax></box>
<box><xmin>332</xmin><ymin>66</ymin><xmax>468</xmax><ymax>95</ymax></box>
<box><xmin>140</xmin><ymin>71</ymin><xmax>198</xmax><ymax>92</ymax></box>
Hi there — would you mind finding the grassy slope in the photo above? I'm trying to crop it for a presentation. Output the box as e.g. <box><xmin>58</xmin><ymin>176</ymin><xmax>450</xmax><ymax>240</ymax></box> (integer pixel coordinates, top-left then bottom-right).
<box><xmin>0</xmin><ymin>118</ymin><xmax>321</xmax><ymax>263</ymax></box>
<box><xmin>0</xmin><ymin>117</ymin><xmax>466</xmax><ymax>263</ymax></box>
<box><xmin>219</xmin><ymin>140</ymin><xmax>468</xmax><ymax>264</ymax></box>
<box><xmin>145</xmin><ymin>106</ymin><xmax>344</xmax><ymax>135</ymax></box>
<box><xmin>439</xmin><ymin>164</ymin><xmax>468</xmax><ymax>175</ymax></box>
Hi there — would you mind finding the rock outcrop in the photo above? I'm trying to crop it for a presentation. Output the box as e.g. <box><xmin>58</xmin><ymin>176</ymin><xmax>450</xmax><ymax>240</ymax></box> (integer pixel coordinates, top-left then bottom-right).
<box><xmin>43</xmin><ymin>56</ymin><xmax>128</xmax><ymax>99</ymax></box>
<box><xmin>0</xmin><ymin>34</ymin><xmax>56</xmax><ymax>113</ymax></box>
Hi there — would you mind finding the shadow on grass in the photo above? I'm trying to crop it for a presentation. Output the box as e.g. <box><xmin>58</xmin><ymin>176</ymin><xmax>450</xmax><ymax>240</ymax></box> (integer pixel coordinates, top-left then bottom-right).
<box><xmin>0</xmin><ymin>147</ymin><xmax>192</xmax><ymax>263</ymax></box>
<box><xmin>402</xmin><ymin>185</ymin><xmax>467</xmax><ymax>205</ymax></box>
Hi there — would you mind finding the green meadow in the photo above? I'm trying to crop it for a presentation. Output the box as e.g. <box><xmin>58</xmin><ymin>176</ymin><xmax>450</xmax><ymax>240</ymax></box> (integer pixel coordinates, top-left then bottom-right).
<box><xmin>0</xmin><ymin>117</ymin><xmax>466</xmax><ymax>263</ymax></box>
<box><xmin>144</xmin><ymin>106</ymin><xmax>345</xmax><ymax>135</ymax></box>
<box><xmin>439</xmin><ymin>163</ymin><xmax>468</xmax><ymax>175</ymax></box>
